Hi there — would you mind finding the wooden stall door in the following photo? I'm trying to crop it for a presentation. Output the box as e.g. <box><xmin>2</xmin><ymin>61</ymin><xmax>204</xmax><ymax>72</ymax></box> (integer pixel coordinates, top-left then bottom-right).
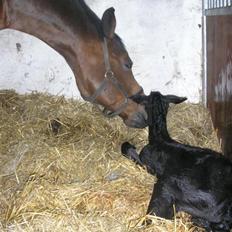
<box><xmin>206</xmin><ymin>12</ymin><xmax>232</xmax><ymax>160</ymax></box>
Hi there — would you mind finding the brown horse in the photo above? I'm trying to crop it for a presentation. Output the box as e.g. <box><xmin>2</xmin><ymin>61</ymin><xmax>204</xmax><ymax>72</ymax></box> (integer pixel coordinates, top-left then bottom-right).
<box><xmin>0</xmin><ymin>0</ymin><xmax>147</xmax><ymax>128</ymax></box>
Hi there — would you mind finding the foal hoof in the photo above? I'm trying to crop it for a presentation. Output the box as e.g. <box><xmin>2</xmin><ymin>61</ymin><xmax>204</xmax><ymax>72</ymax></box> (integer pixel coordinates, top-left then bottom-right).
<box><xmin>142</xmin><ymin>218</ymin><xmax>153</xmax><ymax>226</ymax></box>
<box><xmin>121</xmin><ymin>142</ymin><xmax>136</xmax><ymax>155</ymax></box>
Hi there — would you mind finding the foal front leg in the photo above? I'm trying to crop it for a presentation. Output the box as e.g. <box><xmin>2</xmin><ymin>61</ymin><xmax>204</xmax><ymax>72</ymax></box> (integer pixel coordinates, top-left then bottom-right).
<box><xmin>145</xmin><ymin>181</ymin><xmax>174</xmax><ymax>224</ymax></box>
<box><xmin>121</xmin><ymin>142</ymin><xmax>144</xmax><ymax>166</ymax></box>
<box><xmin>121</xmin><ymin>142</ymin><xmax>156</xmax><ymax>175</ymax></box>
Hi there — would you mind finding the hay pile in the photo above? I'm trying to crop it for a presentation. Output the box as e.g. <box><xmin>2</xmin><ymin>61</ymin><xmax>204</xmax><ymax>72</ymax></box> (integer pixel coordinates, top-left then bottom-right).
<box><xmin>0</xmin><ymin>90</ymin><xmax>220</xmax><ymax>232</ymax></box>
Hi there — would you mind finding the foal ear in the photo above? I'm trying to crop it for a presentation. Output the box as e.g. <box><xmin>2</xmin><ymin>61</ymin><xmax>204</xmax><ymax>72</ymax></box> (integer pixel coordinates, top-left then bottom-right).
<box><xmin>164</xmin><ymin>95</ymin><xmax>187</xmax><ymax>104</ymax></box>
<box><xmin>131</xmin><ymin>95</ymin><xmax>149</xmax><ymax>105</ymax></box>
<box><xmin>101</xmin><ymin>7</ymin><xmax>116</xmax><ymax>39</ymax></box>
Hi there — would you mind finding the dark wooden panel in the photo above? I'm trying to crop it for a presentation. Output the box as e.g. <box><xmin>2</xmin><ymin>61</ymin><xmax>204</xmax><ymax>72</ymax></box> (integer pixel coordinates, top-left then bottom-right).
<box><xmin>206</xmin><ymin>15</ymin><xmax>232</xmax><ymax>160</ymax></box>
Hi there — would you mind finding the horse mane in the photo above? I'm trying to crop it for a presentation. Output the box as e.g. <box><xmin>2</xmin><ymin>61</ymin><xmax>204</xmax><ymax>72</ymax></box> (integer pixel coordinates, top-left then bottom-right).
<box><xmin>78</xmin><ymin>0</ymin><xmax>104</xmax><ymax>39</ymax></box>
<box><xmin>78</xmin><ymin>0</ymin><xmax>125</xmax><ymax>46</ymax></box>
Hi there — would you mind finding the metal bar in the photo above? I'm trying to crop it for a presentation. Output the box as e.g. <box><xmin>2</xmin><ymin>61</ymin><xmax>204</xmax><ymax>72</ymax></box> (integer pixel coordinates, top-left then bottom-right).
<box><xmin>202</xmin><ymin>0</ymin><xmax>207</xmax><ymax>107</ymax></box>
<box><xmin>205</xmin><ymin>7</ymin><xmax>232</xmax><ymax>15</ymax></box>
<box><xmin>202</xmin><ymin>0</ymin><xmax>207</xmax><ymax>105</ymax></box>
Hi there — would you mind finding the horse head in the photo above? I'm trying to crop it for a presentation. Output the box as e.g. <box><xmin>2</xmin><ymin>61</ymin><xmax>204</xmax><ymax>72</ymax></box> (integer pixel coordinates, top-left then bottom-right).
<box><xmin>81</xmin><ymin>7</ymin><xmax>147</xmax><ymax>128</ymax></box>
<box><xmin>0</xmin><ymin>0</ymin><xmax>147</xmax><ymax>128</ymax></box>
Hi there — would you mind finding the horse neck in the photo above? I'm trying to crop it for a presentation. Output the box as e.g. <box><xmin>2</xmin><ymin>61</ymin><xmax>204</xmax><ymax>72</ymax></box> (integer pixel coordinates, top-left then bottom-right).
<box><xmin>4</xmin><ymin>0</ymin><xmax>101</xmax><ymax>95</ymax></box>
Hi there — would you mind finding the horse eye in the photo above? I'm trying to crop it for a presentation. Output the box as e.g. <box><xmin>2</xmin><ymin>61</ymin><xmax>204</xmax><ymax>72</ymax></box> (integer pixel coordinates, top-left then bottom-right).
<box><xmin>124</xmin><ymin>61</ymin><xmax>133</xmax><ymax>70</ymax></box>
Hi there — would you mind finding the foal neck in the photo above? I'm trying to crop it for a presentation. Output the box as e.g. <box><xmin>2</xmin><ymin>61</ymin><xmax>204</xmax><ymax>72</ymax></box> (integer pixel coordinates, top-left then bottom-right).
<box><xmin>148</xmin><ymin>107</ymin><xmax>172</xmax><ymax>145</ymax></box>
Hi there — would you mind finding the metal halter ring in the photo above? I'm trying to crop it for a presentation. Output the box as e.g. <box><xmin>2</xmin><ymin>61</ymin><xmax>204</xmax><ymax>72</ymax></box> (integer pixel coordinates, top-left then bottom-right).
<box><xmin>104</xmin><ymin>70</ymin><xmax>114</xmax><ymax>79</ymax></box>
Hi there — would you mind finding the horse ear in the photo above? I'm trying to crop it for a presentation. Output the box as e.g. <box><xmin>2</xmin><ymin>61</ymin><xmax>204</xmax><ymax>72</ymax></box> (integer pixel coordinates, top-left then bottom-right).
<box><xmin>164</xmin><ymin>95</ymin><xmax>187</xmax><ymax>104</ymax></box>
<box><xmin>101</xmin><ymin>7</ymin><xmax>116</xmax><ymax>39</ymax></box>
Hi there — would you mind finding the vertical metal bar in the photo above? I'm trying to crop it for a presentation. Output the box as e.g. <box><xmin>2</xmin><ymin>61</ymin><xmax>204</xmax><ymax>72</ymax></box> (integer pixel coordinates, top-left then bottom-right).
<box><xmin>202</xmin><ymin>0</ymin><xmax>207</xmax><ymax>105</ymax></box>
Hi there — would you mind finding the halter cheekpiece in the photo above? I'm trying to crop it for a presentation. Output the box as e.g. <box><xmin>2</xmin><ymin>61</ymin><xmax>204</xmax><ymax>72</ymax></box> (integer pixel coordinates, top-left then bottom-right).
<box><xmin>82</xmin><ymin>37</ymin><xmax>130</xmax><ymax>118</ymax></box>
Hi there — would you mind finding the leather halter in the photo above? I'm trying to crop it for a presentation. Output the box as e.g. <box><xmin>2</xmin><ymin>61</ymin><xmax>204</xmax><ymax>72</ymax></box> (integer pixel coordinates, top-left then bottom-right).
<box><xmin>83</xmin><ymin>37</ymin><xmax>142</xmax><ymax>118</ymax></box>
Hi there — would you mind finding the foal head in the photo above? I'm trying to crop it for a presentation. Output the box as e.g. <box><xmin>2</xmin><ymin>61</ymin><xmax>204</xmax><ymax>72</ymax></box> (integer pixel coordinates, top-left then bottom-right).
<box><xmin>133</xmin><ymin>91</ymin><xmax>187</xmax><ymax>127</ymax></box>
<box><xmin>78</xmin><ymin>6</ymin><xmax>147</xmax><ymax>128</ymax></box>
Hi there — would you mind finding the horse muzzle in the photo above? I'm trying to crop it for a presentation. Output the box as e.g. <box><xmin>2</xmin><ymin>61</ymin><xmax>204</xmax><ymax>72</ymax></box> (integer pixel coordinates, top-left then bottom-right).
<box><xmin>123</xmin><ymin>104</ymin><xmax>147</xmax><ymax>128</ymax></box>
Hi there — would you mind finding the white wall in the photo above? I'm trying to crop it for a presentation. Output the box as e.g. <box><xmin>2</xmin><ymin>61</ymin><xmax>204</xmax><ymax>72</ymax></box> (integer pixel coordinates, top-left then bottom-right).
<box><xmin>0</xmin><ymin>0</ymin><xmax>202</xmax><ymax>102</ymax></box>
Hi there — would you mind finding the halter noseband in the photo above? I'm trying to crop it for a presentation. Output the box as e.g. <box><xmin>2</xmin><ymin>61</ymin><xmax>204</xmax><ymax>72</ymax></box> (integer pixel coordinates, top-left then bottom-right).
<box><xmin>82</xmin><ymin>37</ymin><xmax>142</xmax><ymax>118</ymax></box>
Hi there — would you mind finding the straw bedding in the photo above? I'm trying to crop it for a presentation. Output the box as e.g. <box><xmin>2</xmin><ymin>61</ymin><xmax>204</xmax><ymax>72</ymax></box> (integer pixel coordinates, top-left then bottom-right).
<box><xmin>0</xmin><ymin>90</ymin><xmax>221</xmax><ymax>232</ymax></box>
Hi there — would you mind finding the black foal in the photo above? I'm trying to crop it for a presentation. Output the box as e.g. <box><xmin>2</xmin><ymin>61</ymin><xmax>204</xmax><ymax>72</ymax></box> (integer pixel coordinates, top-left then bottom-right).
<box><xmin>121</xmin><ymin>91</ymin><xmax>232</xmax><ymax>232</ymax></box>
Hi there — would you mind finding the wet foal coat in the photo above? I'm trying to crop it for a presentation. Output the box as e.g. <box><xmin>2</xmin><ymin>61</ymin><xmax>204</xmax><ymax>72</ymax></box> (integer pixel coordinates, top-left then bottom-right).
<box><xmin>122</xmin><ymin>92</ymin><xmax>232</xmax><ymax>232</ymax></box>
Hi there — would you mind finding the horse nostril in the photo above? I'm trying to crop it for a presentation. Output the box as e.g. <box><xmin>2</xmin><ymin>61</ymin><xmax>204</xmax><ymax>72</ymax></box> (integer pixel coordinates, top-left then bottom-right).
<box><xmin>124</xmin><ymin>110</ymin><xmax>147</xmax><ymax>128</ymax></box>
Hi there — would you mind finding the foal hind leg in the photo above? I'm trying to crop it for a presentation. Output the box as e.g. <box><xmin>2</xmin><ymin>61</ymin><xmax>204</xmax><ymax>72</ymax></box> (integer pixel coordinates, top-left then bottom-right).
<box><xmin>210</xmin><ymin>222</ymin><xmax>231</xmax><ymax>232</ymax></box>
<box><xmin>191</xmin><ymin>217</ymin><xmax>212</xmax><ymax>232</ymax></box>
